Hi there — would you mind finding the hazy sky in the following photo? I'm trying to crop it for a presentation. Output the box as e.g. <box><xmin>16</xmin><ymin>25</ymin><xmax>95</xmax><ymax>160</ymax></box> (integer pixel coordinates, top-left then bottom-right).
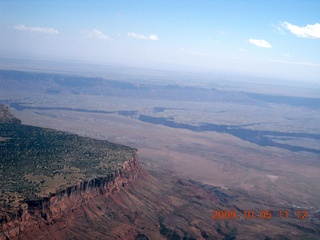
<box><xmin>0</xmin><ymin>0</ymin><xmax>320</xmax><ymax>82</ymax></box>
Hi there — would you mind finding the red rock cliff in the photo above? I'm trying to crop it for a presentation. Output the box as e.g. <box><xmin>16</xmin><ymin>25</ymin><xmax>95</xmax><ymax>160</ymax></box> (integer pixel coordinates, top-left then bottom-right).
<box><xmin>0</xmin><ymin>153</ymin><xmax>141</xmax><ymax>240</ymax></box>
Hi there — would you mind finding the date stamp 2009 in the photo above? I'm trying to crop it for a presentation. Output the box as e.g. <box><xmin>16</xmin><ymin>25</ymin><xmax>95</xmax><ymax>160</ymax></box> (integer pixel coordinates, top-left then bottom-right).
<box><xmin>212</xmin><ymin>209</ymin><xmax>308</xmax><ymax>220</ymax></box>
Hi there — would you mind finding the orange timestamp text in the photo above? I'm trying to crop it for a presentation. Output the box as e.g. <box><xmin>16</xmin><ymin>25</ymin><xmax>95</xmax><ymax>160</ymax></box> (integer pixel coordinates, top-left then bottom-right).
<box><xmin>212</xmin><ymin>209</ymin><xmax>308</xmax><ymax>220</ymax></box>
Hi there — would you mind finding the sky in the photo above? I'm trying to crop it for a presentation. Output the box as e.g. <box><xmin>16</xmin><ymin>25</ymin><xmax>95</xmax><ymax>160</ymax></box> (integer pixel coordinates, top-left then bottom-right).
<box><xmin>0</xmin><ymin>0</ymin><xmax>320</xmax><ymax>82</ymax></box>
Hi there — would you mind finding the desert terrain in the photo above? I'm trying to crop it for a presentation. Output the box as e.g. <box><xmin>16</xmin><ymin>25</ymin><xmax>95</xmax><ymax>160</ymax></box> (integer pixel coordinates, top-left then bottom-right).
<box><xmin>0</xmin><ymin>68</ymin><xmax>320</xmax><ymax>239</ymax></box>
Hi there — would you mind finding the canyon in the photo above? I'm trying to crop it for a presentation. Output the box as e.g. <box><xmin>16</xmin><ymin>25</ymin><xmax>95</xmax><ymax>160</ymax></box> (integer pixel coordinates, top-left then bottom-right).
<box><xmin>0</xmin><ymin>69</ymin><xmax>320</xmax><ymax>239</ymax></box>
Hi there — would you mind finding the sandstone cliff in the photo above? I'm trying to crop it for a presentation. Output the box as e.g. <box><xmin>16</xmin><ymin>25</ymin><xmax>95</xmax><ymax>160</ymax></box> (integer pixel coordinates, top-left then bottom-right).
<box><xmin>0</xmin><ymin>154</ymin><xmax>141</xmax><ymax>240</ymax></box>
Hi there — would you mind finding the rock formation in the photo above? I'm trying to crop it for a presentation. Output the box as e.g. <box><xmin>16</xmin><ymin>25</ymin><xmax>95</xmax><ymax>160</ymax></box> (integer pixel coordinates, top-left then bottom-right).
<box><xmin>0</xmin><ymin>154</ymin><xmax>141</xmax><ymax>240</ymax></box>
<box><xmin>0</xmin><ymin>104</ymin><xmax>21</xmax><ymax>124</ymax></box>
<box><xmin>0</xmin><ymin>104</ymin><xmax>143</xmax><ymax>239</ymax></box>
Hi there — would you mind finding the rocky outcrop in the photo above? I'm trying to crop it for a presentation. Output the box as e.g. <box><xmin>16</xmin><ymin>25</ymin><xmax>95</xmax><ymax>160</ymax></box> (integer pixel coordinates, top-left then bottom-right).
<box><xmin>0</xmin><ymin>104</ymin><xmax>21</xmax><ymax>124</ymax></box>
<box><xmin>0</xmin><ymin>153</ymin><xmax>141</xmax><ymax>240</ymax></box>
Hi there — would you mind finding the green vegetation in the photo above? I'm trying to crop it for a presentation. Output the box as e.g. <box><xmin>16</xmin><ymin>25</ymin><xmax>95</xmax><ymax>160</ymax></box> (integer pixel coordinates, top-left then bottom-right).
<box><xmin>0</xmin><ymin>122</ymin><xmax>136</xmax><ymax>206</ymax></box>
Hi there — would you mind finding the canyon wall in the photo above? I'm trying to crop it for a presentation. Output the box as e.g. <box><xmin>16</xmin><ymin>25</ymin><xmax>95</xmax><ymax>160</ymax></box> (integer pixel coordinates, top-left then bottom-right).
<box><xmin>0</xmin><ymin>153</ymin><xmax>142</xmax><ymax>240</ymax></box>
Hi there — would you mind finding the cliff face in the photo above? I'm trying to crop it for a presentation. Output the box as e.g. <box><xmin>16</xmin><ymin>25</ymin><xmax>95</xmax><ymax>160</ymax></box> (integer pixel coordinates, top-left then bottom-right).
<box><xmin>0</xmin><ymin>154</ymin><xmax>141</xmax><ymax>240</ymax></box>
<box><xmin>0</xmin><ymin>104</ymin><xmax>21</xmax><ymax>124</ymax></box>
